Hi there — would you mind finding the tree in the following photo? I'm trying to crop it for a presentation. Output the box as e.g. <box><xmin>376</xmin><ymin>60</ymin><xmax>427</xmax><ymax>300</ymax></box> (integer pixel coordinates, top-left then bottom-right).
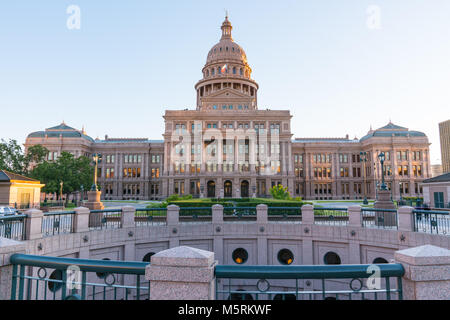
<box><xmin>0</xmin><ymin>139</ymin><xmax>26</xmax><ymax>174</ymax></box>
<box><xmin>0</xmin><ymin>139</ymin><xmax>48</xmax><ymax>175</ymax></box>
<box><xmin>31</xmin><ymin>152</ymin><xmax>93</xmax><ymax>200</ymax></box>
<box><xmin>269</xmin><ymin>184</ymin><xmax>292</xmax><ymax>200</ymax></box>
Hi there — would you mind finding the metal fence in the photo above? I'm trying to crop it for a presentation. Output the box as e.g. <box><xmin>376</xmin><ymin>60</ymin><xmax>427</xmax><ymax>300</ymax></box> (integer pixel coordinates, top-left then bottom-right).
<box><xmin>89</xmin><ymin>209</ymin><xmax>122</xmax><ymax>230</ymax></box>
<box><xmin>413</xmin><ymin>209</ymin><xmax>450</xmax><ymax>235</ymax></box>
<box><xmin>10</xmin><ymin>254</ymin><xmax>149</xmax><ymax>300</ymax></box>
<box><xmin>361</xmin><ymin>208</ymin><xmax>398</xmax><ymax>230</ymax></box>
<box><xmin>215</xmin><ymin>264</ymin><xmax>404</xmax><ymax>300</ymax></box>
<box><xmin>135</xmin><ymin>208</ymin><xmax>167</xmax><ymax>226</ymax></box>
<box><xmin>178</xmin><ymin>207</ymin><xmax>212</xmax><ymax>223</ymax></box>
<box><xmin>268</xmin><ymin>207</ymin><xmax>302</xmax><ymax>222</ymax></box>
<box><xmin>313</xmin><ymin>208</ymin><xmax>348</xmax><ymax>226</ymax></box>
<box><xmin>223</xmin><ymin>207</ymin><xmax>257</xmax><ymax>221</ymax></box>
<box><xmin>42</xmin><ymin>211</ymin><xmax>75</xmax><ymax>237</ymax></box>
<box><xmin>0</xmin><ymin>214</ymin><xmax>27</xmax><ymax>241</ymax></box>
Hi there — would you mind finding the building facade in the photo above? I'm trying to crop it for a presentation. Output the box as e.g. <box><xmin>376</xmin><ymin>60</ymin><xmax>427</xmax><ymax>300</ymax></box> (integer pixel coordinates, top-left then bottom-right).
<box><xmin>24</xmin><ymin>17</ymin><xmax>431</xmax><ymax>201</ymax></box>
<box><xmin>439</xmin><ymin>120</ymin><xmax>450</xmax><ymax>174</ymax></box>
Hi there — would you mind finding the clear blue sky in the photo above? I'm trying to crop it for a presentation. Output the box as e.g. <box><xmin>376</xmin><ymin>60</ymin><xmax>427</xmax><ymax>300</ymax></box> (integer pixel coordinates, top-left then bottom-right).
<box><xmin>0</xmin><ymin>1</ymin><xmax>449</xmax><ymax>164</ymax></box>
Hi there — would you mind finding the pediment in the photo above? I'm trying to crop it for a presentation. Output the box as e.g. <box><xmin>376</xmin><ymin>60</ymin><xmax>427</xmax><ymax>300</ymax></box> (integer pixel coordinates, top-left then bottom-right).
<box><xmin>205</xmin><ymin>88</ymin><xmax>251</xmax><ymax>100</ymax></box>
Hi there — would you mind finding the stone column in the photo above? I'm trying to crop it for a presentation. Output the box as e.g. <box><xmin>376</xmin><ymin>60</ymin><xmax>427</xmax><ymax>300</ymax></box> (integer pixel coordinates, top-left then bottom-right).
<box><xmin>398</xmin><ymin>206</ymin><xmax>414</xmax><ymax>232</ymax></box>
<box><xmin>212</xmin><ymin>204</ymin><xmax>223</xmax><ymax>223</ymax></box>
<box><xmin>0</xmin><ymin>238</ymin><xmax>26</xmax><ymax>300</ymax></box>
<box><xmin>348</xmin><ymin>205</ymin><xmax>362</xmax><ymax>227</ymax></box>
<box><xmin>145</xmin><ymin>246</ymin><xmax>217</xmax><ymax>300</ymax></box>
<box><xmin>256</xmin><ymin>204</ymin><xmax>268</xmax><ymax>223</ymax></box>
<box><xmin>394</xmin><ymin>245</ymin><xmax>450</xmax><ymax>300</ymax></box>
<box><xmin>73</xmin><ymin>207</ymin><xmax>90</xmax><ymax>233</ymax></box>
<box><xmin>301</xmin><ymin>204</ymin><xmax>314</xmax><ymax>224</ymax></box>
<box><xmin>25</xmin><ymin>208</ymin><xmax>43</xmax><ymax>240</ymax></box>
<box><xmin>166</xmin><ymin>205</ymin><xmax>180</xmax><ymax>226</ymax></box>
<box><xmin>121</xmin><ymin>206</ymin><xmax>136</xmax><ymax>228</ymax></box>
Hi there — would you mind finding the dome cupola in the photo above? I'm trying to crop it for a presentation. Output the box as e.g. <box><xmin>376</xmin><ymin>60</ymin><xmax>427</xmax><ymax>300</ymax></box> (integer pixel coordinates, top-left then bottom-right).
<box><xmin>195</xmin><ymin>16</ymin><xmax>259</xmax><ymax>111</ymax></box>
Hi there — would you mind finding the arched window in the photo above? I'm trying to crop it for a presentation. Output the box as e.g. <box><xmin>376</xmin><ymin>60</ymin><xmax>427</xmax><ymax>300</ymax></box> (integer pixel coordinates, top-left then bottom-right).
<box><xmin>206</xmin><ymin>70</ymin><xmax>209</xmax><ymax>77</ymax></box>
<box><xmin>324</xmin><ymin>252</ymin><xmax>341</xmax><ymax>265</ymax></box>
<box><xmin>211</xmin><ymin>68</ymin><xmax>215</xmax><ymax>76</ymax></box>
<box><xmin>233</xmin><ymin>67</ymin><xmax>236</xmax><ymax>74</ymax></box>
<box><xmin>240</xmin><ymin>68</ymin><xmax>243</xmax><ymax>76</ymax></box>
<box><xmin>218</xmin><ymin>67</ymin><xmax>221</xmax><ymax>74</ymax></box>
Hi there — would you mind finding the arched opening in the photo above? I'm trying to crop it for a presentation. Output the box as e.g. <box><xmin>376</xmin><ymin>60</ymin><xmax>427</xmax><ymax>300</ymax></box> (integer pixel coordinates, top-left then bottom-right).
<box><xmin>240</xmin><ymin>180</ymin><xmax>249</xmax><ymax>198</ymax></box>
<box><xmin>273</xmin><ymin>294</ymin><xmax>296</xmax><ymax>300</ymax></box>
<box><xmin>323</xmin><ymin>252</ymin><xmax>341</xmax><ymax>265</ymax></box>
<box><xmin>224</xmin><ymin>180</ymin><xmax>232</xmax><ymax>198</ymax></box>
<box><xmin>373</xmin><ymin>257</ymin><xmax>389</xmax><ymax>264</ymax></box>
<box><xmin>227</xmin><ymin>290</ymin><xmax>253</xmax><ymax>301</ymax></box>
<box><xmin>207</xmin><ymin>180</ymin><xmax>216</xmax><ymax>198</ymax></box>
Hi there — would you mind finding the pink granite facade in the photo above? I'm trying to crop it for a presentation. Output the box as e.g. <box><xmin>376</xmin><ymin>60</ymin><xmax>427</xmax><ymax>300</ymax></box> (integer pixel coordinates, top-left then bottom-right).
<box><xmin>24</xmin><ymin>17</ymin><xmax>431</xmax><ymax>201</ymax></box>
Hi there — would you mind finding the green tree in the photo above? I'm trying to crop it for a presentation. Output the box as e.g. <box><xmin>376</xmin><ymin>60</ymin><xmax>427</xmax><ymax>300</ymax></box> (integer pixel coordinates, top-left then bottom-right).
<box><xmin>0</xmin><ymin>139</ymin><xmax>49</xmax><ymax>175</ymax></box>
<box><xmin>269</xmin><ymin>184</ymin><xmax>292</xmax><ymax>200</ymax></box>
<box><xmin>31</xmin><ymin>152</ymin><xmax>93</xmax><ymax>200</ymax></box>
<box><xmin>0</xmin><ymin>139</ymin><xmax>26</xmax><ymax>174</ymax></box>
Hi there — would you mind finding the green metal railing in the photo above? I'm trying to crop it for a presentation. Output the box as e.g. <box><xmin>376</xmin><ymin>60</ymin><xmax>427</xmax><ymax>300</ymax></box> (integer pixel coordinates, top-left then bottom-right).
<box><xmin>268</xmin><ymin>207</ymin><xmax>302</xmax><ymax>222</ymax></box>
<box><xmin>10</xmin><ymin>254</ymin><xmax>150</xmax><ymax>300</ymax></box>
<box><xmin>135</xmin><ymin>208</ymin><xmax>167</xmax><ymax>226</ymax></box>
<box><xmin>0</xmin><ymin>214</ymin><xmax>27</xmax><ymax>241</ymax></box>
<box><xmin>223</xmin><ymin>207</ymin><xmax>257</xmax><ymax>221</ymax></box>
<box><xmin>215</xmin><ymin>263</ymin><xmax>404</xmax><ymax>300</ymax></box>
<box><xmin>413</xmin><ymin>209</ymin><xmax>450</xmax><ymax>235</ymax></box>
<box><xmin>361</xmin><ymin>208</ymin><xmax>398</xmax><ymax>229</ymax></box>
<box><xmin>314</xmin><ymin>207</ymin><xmax>348</xmax><ymax>226</ymax></box>
<box><xmin>178</xmin><ymin>207</ymin><xmax>212</xmax><ymax>222</ymax></box>
<box><xmin>42</xmin><ymin>211</ymin><xmax>76</xmax><ymax>237</ymax></box>
<box><xmin>89</xmin><ymin>209</ymin><xmax>122</xmax><ymax>230</ymax></box>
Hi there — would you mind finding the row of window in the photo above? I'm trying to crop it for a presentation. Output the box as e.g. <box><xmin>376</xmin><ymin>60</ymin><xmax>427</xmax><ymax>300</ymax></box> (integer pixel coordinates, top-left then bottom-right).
<box><xmin>172</xmin><ymin>161</ymin><xmax>281</xmax><ymax>174</ymax></box>
<box><xmin>231</xmin><ymin>248</ymin><xmax>388</xmax><ymax>266</ymax></box>
<box><xmin>174</xmin><ymin>122</ymin><xmax>280</xmax><ymax>133</ymax></box>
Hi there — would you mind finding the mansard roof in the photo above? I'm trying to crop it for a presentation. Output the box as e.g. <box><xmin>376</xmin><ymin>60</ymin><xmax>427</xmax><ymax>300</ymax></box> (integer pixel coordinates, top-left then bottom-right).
<box><xmin>27</xmin><ymin>122</ymin><xmax>95</xmax><ymax>143</ymax></box>
<box><xmin>359</xmin><ymin>121</ymin><xmax>426</xmax><ymax>142</ymax></box>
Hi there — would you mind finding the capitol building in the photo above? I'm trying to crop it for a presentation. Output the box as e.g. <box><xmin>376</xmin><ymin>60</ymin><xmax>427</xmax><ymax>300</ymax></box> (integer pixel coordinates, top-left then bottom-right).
<box><xmin>25</xmin><ymin>17</ymin><xmax>431</xmax><ymax>201</ymax></box>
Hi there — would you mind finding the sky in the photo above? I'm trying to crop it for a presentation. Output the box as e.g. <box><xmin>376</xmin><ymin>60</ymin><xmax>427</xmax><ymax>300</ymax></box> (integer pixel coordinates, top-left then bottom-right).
<box><xmin>0</xmin><ymin>1</ymin><xmax>449</xmax><ymax>164</ymax></box>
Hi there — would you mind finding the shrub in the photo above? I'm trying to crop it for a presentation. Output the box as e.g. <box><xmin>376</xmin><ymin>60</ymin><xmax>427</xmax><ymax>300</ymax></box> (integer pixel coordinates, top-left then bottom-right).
<box><xmin>269</xmin><ymin>185</ymin><xmax>292</xmax><ymax>200</ymax></box>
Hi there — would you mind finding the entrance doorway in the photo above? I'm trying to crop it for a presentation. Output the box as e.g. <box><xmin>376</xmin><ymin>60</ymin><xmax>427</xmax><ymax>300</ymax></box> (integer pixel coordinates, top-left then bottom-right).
<box><xmin>240</xmin><ymin>180</ymin><xmax>249</xmax><ymax>198</ymax></box>
<box><xmin>224</xmin><ymin>180</ymin><xmax>233</xmax><ymax>198</ymax></box>
<box><xmin>207</xmin><ymin>181</ymin><xmax>215</xmax><ymax>198</ymax></box>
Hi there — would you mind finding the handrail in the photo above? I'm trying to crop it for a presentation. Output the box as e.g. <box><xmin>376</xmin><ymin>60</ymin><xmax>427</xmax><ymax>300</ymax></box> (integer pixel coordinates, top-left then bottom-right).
<box><xmin>413</xmin><ymin>209</ymin><xmax>449</xmax><ymax>215</ymax></box>
<box><xmin>10</xmin><ymin>253</ymin><xmax>148</xmax><ymax>275</ymax></box>
<box><xmin>361</xmin><ymin>208</ymin><xmax>397</xmax><ymax>212</ymax></box>
<box><xmin>215</xmin><ymin>264</ymin><xmax>405</xmax><ymax>279</ymax></box>
<box><xmin>0</xmin><ymin>214</ymin><xmax>27</xmax><ymax>221</ymax></box>
<box><xmin>43</xmin><ymin>211</ymin><xmax>76</xmax><ymax>216</ymax></box>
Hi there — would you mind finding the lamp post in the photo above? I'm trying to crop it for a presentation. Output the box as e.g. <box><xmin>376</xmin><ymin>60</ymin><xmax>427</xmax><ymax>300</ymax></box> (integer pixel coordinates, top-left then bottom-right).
<box><xmin>80</xmin><ymin>184</ymin><xmax>84</xmax><ymax>204</ymax></box>
<box><xmin>91</xmin><ymin>153</ymin><xmax>102</xmax><ymax>191</ymax></box>
<box><xmin>60</xmin><ymin>181</ymin><xmax>64</xmax><ymax>206</ymax></box>
<box><xmin>360</xmin><ymin>151</ymin><xmax>368</xmax><ymax>205</ymax></box>
<box><xmin>378</xmin><ymin>152</ymin><xmax>387</xmax><ymax>191</ymax></box>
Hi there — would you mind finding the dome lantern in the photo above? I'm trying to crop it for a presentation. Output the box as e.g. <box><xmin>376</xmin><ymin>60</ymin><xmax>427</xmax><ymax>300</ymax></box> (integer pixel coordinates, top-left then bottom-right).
<box><xmin>221</xmin><ymin>15</ymin><xmax>233</xmax><ymax>40</ymax></box>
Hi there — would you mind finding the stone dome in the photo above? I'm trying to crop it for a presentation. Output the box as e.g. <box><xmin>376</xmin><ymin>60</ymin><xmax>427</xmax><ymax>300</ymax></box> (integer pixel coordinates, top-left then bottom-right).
<box><xmin>205</xmin><ymin>16</ymin><xmax>249</xmax><ymax>67</ymax></box>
